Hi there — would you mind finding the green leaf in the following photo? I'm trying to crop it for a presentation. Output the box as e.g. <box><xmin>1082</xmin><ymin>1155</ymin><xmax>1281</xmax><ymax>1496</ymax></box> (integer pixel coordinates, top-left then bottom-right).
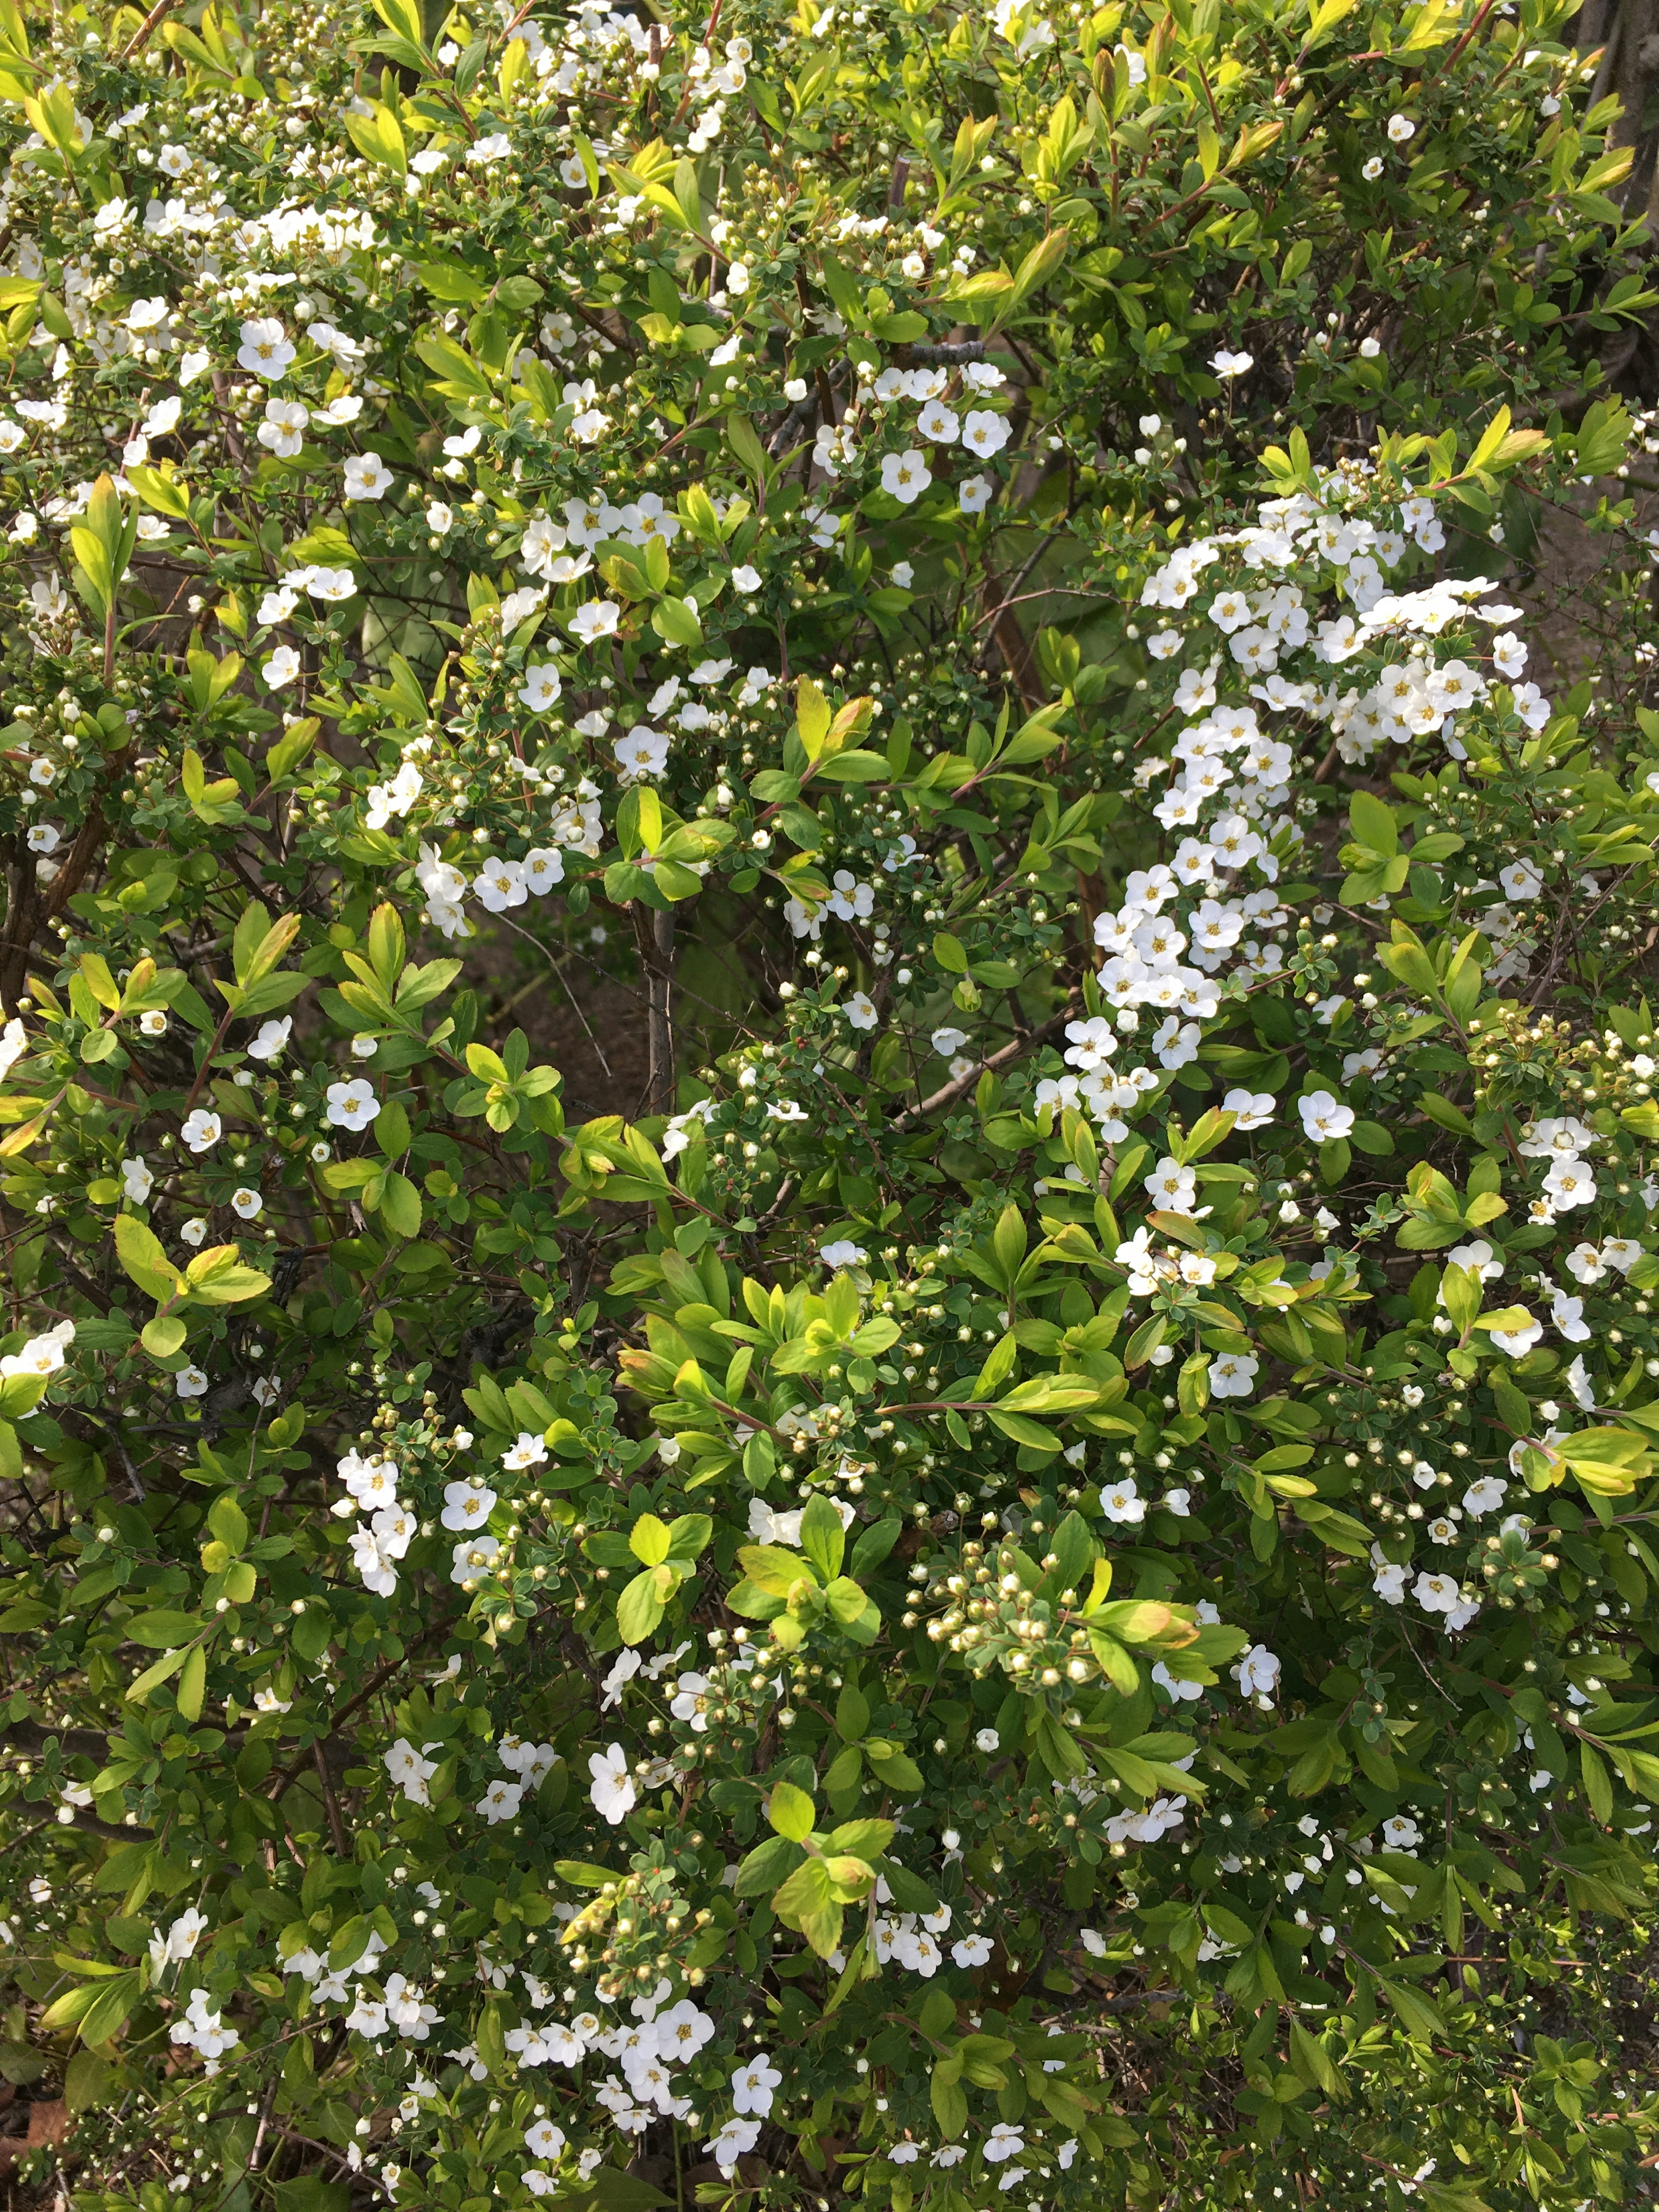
<box><xmin>125</xmin><ymin>1609</ymin><xmax>203</xmax><ymax>1648</ymax></box>
<box><xmin>767</xmin><ymin>1780</ymin><xmax>816</xmax><ymax>1841</ymax></box>
<box><xmin>629</xmin><ymin>1512</ymin><xmax>672</xmax><ymax>1567</ymax></box>
<box><xmin>798</xmin><ymin>1493</ymin><xmax>847</xmax><ymax>1582</ymax></box>
<box><xmin>114</xmin><ymin>1214</ymin><xmax>184</xmax><ymax>1303</ymax></box>
<box><xmin>616</xmin><ymin>1570</ymin><xmax>667</xmax><ymax>1645</ymax></box>
<box><xmin>771</xmin><ymin>1857</ymin><xmax>843</xmax><ymax>1957</ymax></box>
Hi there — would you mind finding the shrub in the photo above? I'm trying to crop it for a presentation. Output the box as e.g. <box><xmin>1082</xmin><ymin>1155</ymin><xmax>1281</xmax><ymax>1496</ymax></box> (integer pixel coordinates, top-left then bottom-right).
<box><xmin>3</xmin><ymin>0</ymin><xmax>1659</xmax><ymax>2209</ymax></box>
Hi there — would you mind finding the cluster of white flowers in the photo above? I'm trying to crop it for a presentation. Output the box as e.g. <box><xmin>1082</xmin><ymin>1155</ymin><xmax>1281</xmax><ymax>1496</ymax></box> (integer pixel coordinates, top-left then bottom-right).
<box><xmin>168</xmin><ymin>1987</ymin><xmax>240</xmax><ymax>2070</ymax></box>
<box><xmin>331</xmin><ymin>1449</ymin><xmax>419</xmax><ymax>1595</ymax></box>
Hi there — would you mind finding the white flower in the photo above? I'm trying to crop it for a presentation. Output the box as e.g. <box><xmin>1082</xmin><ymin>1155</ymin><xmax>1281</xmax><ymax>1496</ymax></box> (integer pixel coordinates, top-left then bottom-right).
<box><xmin>1208</xmin><ymin>1352</ymin><xmax>1259</xmax><ymax>1399</ymax></box>
<box><xmin>1542</xmin><ymin>1155</ymin><xmax>1596</xmax><ymax>1210</ymax></box>
<box><xmin>952</xmin><ymin>1932</ymin><xmax>994</xmax><ymax>1966</ymax></box>
<box><xmin>522</xmin><ymin>848</ymin><xmax>565</xmax><ymax>893</ymax></box>
<box><xmin>0</xmin><ymin>1320</ymin><xmax>73</xmax><ymax>1383</ymax></box>
<box><xmin>175</xmin><ymin>1366</ymin><xmax>209</xmax><ymax>1399</ymax></box>
<box><xmin>820</xmin><ymin>1239</ymin><xmax>866</xmax><ymax>1268</ymax></box>
<box><xmin>180</xmin><ymin>1218</ymin><xmax>208</xmax><ymax>1247</ymax></box>
<box><xmin>256</xmin><ymin>397</ymin><xmax>308</xmax><ymax>457</ymax></box>
<box><xmin>229</xmin><ymin>1187</ymin><xmax>262</xmax><ymax>1220</ymax></box>
<box><xmin>569</xmin><ymin>599</ymin><xmax>621</xmax><ymax>644</ymax></box>
<box><xmin>880</xmin><ymin>448</ymin><xmax>931</xmax><ymax>503</ymax></box>
<box><xmin>1362</xmin><ymin>155</ymin><xmax>1384</xmax><ymax>179</ymax></box>
<box><xmin>962</xmin><ymin>409</ymin><xmax>1010</xmax><ymax>457</ymax></box>
<box><xmin>958</xmin><ymin>473</ymin><xmax>992</xmax><ymax>514</ymax></box>
<box><xmin>121</xmin><ymin>1156</ymin><xmax>154</xmax><ymax>1203</ymax></box>
<box><xmin>474</xmin><ymin>858</ymin><xmax>527</xmax><ymax>912</ymax></box>
<box><xmin>343</xmin><ymin>452</ymin><xmax>393</xmax><ymax>501</ymax></box>
<box><xmin>1143</xmin><ymin>1156</ymin><xmax>1198</xmax><ymax>1212</ymax></box>
<box><xmin>589</xmin><ymin>1743</ymin><xmax>637</xmax><ymax>1824</ymax></box>
<box><xmin>1211</xmin><ymin>350</ymin><xmax>1254</xmax><ymax>378</ymax></box>
<box><xmin>476</xmin><ymin>1779</ymin><xmax>524</xmax><ymax>1824</ymax></box>
<box><xmin>1099</xmin><ymin>1478</ymin><xmax>1146</xmax><ymax>1524</ymax></box>
<box><xmin>248</xmin><ymin>1017</ymin><xmax>292</xmax><ymax>1061</ymax></box>
<box><xmin>731</xmin><ymin>2052</ymin><xmax>782</xmax><ymax>2116</ymax></box>
<box><xmin>1498</xmin><ymin>858</ymin><xmax>1543</xmax><ymax>899</ymax></box>
<box><xmin>1463</xmin><ymin>1476</ymin><xmax>1507</xmax><ymax>1516</ymax></box>
<box><xmin>1414</xmin><ymin>1570</ymin><xmax>1463</xmax><ymax>1615</ymax></box>
<box><xmin>732</xmin><ymin>563</ymin><xmax>762</xmax><ymax>591</ymax></box>
<box><xmin>1222</xmin><ymin>1087</ymin><xmax>1275</xmax><ymax>1130</ymax></box>
<box><xmin>325</xmin><ymin>1078</ymin><xmax>381</xmax><ymax>1129</ymax></box>
<box><xmin>1387</xmin><ymin>111</ymin><xmax>1417</xmax><ymax>141</ymax></box>
<box><xmin>1488</xmin><ymin>1313</ymin><xmax>1544</xmax><ymax>1357</ymax></box>
<box><xmin>263</xmin><ymin>645</ymin><xmax>302</xmax><ymax>690</ymax></box>
<box><xmin>237</xmin><ymin>318</ymin><xmax>294</xmax><ymax>378</ymax></box>
<box><xmin>1373</xmin><ymin>1558</ymin><xmax>1408</xmax><ymax>1604</ymax></box>
<box><xmin>705</xmin><ymin>2118</ymin><xmax>762</xmax><ymax>2177</ymax></box>
<box><xmin>441</xmin><ymin>1479</ymin><xmax>496</xmax><ymax>1531</ymax></box>
<box><xmin>984</xmin><ymin>2124</ymin><xmax>1025</xmax><ymax>2164</ymax></box>
<box><xmin>181</xmin><ymin>1109</ymin><xmax>222</xmax><ymax>1153</ymax></box>
<box><xmin>1298</xmin><ymin>1090</ymin><xmax>1354</xmax><ymax>1141</ymax></box>
<box><xmin>844</xmin><ymin>991</ymin><xmax>879</xmax><ymax>1031</ymax></box>
<box><xmin>502</xmin><ymin>1431</ymin><xmax>548</xmax><ymax>1471</ymax></box>
<box><xmin>1234</xmin><ymin>1644</ymin><xmax>1280</xmax><ymax>1700</ymax></box>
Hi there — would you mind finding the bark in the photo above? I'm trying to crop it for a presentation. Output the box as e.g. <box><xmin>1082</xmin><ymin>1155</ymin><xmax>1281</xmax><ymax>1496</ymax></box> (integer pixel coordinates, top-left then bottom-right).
<box><xmin>1579</xmin><ymin>0</ymin><xmax>1659</xmax><ymax>221</ymax></box>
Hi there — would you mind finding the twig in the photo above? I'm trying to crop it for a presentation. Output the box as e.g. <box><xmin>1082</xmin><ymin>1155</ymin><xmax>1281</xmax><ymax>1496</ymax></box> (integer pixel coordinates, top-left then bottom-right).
<box><xmin>890</xmin><ymin>1000</ymin><xmax>1078</xmax><ymax>1131</ymax></box>
<box><xmin>119</xmin><ymin>0</ymin><xmax>183</xmax><ymax>58</ymax></box>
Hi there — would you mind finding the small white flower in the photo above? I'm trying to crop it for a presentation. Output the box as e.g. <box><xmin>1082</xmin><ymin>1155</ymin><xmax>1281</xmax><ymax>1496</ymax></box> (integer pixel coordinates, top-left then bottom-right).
<box><xmin>569</xmin><ymin>598</ymin><xmax>621</xmax><ymax>644</ymax></box>
<box><xmin>520</xmin><ymin>659</ymin><xmax>566</xmax><ymax>712</ymax></box>
<box><xmin>325</xmin><ymin>1078</ymin><xmax>381</xmax><ymax>1128</ymax></box>
<box><xmin>880</xmin><ymin>448</ymin><xmax>931</xmax><ymax>504</ymax></box>
<box><xmin>247</xmin><ymin>1018</ymin><xmax>292</xmax><ymax>1061</ymax></box>
<box><xmin>181</xmin><ymin>1108</ymin><xmax>222</xmax><ymax>1153</ymax></box>
<box><xmin>343</xmin><ymin>452</ymin><xmax>393</xmax><ymax>501</ymax></box>
<box><xmin>1207</xmin><ymin>1352</ymin><xmax>1259</xmax><ymax>1399</ymax></box>
<box><xmin>121</xmin><ymin>1156</ymin><xmax>154</xmax><ymax>1203</ymax></box>
<box><xmin>589</xmin><ymin>1742</ymin><xmax>636</xmax><ymax>1824</ymax></box>
<box><xmin>1297</xmin><ymin>1090</ymin><xmax>1354</xmax><ymax>1142</ymax></box>
<box><xmin>237</xmin><ymin>317</ymin><xmax>294</xmax><ymax>378</ymax></box>
<box><xmin>1234</xmin><ymin>1644</ymin><xmax>1280</xmax><ymax>1700</ymax></box>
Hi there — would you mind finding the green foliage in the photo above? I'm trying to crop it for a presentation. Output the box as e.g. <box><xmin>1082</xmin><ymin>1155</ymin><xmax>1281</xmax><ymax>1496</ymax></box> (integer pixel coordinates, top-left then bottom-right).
<box><xmin>0</xmin><ymin>0</ymin><xmax>1658</xmax><ymax>2209</ymax></box>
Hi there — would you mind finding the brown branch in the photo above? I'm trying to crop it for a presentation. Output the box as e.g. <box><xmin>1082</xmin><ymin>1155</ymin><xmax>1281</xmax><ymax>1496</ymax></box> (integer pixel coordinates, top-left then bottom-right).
<box><xmin>119</xmin><ymin>0</ymin><xmax>184</xmax><ymax>58</ymax></box>
<box><xmin>890</xmin><ymin>998</ymin><xmax>1078</xmax><ymax>1132</ymax></box>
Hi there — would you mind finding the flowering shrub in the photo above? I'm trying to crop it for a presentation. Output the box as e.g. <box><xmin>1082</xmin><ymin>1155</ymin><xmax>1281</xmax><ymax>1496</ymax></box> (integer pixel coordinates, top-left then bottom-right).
<box><xmin>4</xmin><ymin>0</ymin><xmax>1659</xmax><ymax>2209</ymax></box>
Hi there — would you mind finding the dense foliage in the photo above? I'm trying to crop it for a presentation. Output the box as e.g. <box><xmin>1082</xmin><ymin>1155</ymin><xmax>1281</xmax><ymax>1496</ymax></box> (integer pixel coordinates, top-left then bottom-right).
<box><xmin>4</xmin><ymin>0</ymin><xmax>1659</xmax><ymax>2208</ymax></box>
